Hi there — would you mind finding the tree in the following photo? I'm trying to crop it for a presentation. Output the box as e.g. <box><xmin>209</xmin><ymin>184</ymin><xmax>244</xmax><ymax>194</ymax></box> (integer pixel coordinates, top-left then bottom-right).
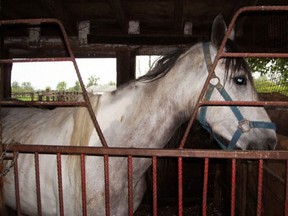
<box><xmin>56</xmin><ymin>81</ymin><xmax>67</xmax><ymax>91</ymax></box>
<box><xmin>247</xmin><ymin>58</ymin><xmax>288</xmax><ymax>83</ymax></box>
<box><xmin>45</xmin><ymin>86</ymin><xmax>51</xmax><ymax>92</ymax></box>
<box><xmin>11</xmin><ymin>81</ymin><xmax>21</xmax><ymax>92</ymax></box>
<box><xmin>107</xmin><ymin>81</ymin><xmax>116</xmax><ymax>86</ymax></box>
<box><xmin>69</xmin><ymin>81</ymin><xmax>81</xmax><ymax>92</ymax></box>
<box><xmin>21</xmin><ymin>82</ymin><xmax>34</xmax><ymax>92</ymax></box>
<box><xmin>86</xmin><ymin>75</ymin><xmax>100</xmax><ymax>88</ymax></box>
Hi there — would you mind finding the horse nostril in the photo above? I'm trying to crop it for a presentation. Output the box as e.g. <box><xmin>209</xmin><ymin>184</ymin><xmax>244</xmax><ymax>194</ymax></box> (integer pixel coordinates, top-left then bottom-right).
<box><xmin>247</xmin><ymin>138</ymin><xmax>277</xmax><ymax>150</ymax></box>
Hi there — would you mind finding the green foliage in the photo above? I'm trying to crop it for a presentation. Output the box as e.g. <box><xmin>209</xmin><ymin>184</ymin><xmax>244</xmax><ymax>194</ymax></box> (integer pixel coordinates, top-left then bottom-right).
<box><xmin>68</xmin><ymin>81</ymin><xmax>81</xmax><ymax>92</ymax></box>
<box><xmin>254</xmin><ymin>76</ymin><xmax>288</xmax><ymax>96</ymax></box>
<box><xmin>247</xmin><ymin>58</ymin><xmax>288</xmax><ymax>95</ymax></box>
<box><xmin>56</xmin><ymin>81</ymin><xmax>67</xmax><ymax>91</ymax></box>
<box><xmin>107</xmin><ymin>81</ymin><xmax>116</xmax><ymax>86</ymax></box>
<box><xmin>12</xmin><ymin>81</ymin><xmax>35</xmax><ymax>92</ymax></box>
<box><xmin>247</xmin><ymin>58</ymin><xmax>288</xmax><ymax>83</ymax></box>
<box><xmin>45</xmin><ymin>86</ymin><xmax>52</xmax><ymax>91</ymax></box>
<box><xmin>11</xmin><ymin>81</ymin><xmax>20</xmax><ymax>92</ymax></box>
<box><xmin>86</xmin><ymin>75</ymin><xmax>100</xmax><ymax>88</ymax></box>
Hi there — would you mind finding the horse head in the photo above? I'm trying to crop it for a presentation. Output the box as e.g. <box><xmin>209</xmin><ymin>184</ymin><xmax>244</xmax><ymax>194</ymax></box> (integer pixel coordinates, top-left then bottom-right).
<box><xmin>198</xmin><ymin>15</ymin><xmax>277</xmax><ymax>150</ymax></box>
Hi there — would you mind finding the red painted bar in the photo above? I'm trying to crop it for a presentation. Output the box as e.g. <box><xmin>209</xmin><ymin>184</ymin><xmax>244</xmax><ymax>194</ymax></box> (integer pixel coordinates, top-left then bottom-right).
<box><xmin>56</xmin><ymin>153</ymin><xmax>64</xmax><ymax>216</ymax></box>
<box><xmin>80</xmin><ymin>154</ymin><xmax>87</xmax><ymax>216</ymax></box>
<box><xmin>104</xmin><ymin>155</ymin><xmax>110</xmax><ymax>216</ymax></box>
<box><xmin>231</xmin><ymin>159</ymin><xmax>236</xmax><ymax>216</ymax></box>
<box><xmin>178</xmin><ymin>157</ymin><xmax>183</xmax><ymax>216</ymax></box>
<box><xmin>257</xmin><ymin>159</ymin><xmax>264</xmax><ymax>216</ymax></box>
<box><xmin>34</xmin><ymin>152</ymin><xmax>42</xmax><ymax>216</ymax></box>
<box><xmin>152</xmin><ymin>156</ymin><xmax>158</xmax><ymax>216</ymax></box>
<box><xmin>13</xmin><ymin>151</ymin><xmax>21</xmax><ymax>216</ymax></box>
<box><xmin>202</xmin><ymin>158</ymin><xmax>209</xmax><ymax>216</ymax></box>
<box><xmin>285</xmin><ymin>160</ymin><xmax>288</xmax><ymax>216</ymax></box>
<box><xmin>128</xmin><ymin>156</ymin><xmax>133</xmax><ymax>216</ymax></box>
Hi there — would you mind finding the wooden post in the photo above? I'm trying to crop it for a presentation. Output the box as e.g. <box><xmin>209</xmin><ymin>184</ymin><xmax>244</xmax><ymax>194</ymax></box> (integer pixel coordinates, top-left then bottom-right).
<box><xmin>116</xmin><ymin>50</ymin><xmax>136</xmax><ymax>87</ymax></box>
<box><xmin>0</xmin><ymin>63</ymin><xmax>12</xmax><ymax>99</ymax></box>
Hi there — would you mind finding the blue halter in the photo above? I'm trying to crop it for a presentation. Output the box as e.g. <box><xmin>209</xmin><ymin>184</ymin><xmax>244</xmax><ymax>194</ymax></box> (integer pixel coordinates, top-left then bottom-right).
<box><xmin>198</xmin><ymin>43</ymin><xmax>276</xmax><ymax>150</ymax></box>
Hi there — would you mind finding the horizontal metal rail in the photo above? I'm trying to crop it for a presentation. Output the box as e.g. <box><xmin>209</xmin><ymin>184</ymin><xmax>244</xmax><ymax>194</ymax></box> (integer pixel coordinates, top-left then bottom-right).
<box><xmin>0</xmin><ymin>101</ymin><xmax>87</xmax><ymax>107</ymax></box>
<box><xmin>4</xmin><ymin>144</ymin><xmax>288</xmax><ymax>160</ymax></box>
<box><xmin>0</xmin><ymin>18</ymin><xmax>108</xmax><ymax>147</ymax></box>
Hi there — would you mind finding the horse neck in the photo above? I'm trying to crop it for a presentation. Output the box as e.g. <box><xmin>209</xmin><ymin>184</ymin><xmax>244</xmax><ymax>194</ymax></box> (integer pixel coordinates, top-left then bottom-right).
<box><xmin>123</xmin><ymin>43</ymin><xmax>208</xmax><ymax>148</ymax></box>
<box><xmin>148</xmin><ymin>43</ymin><xmax>208</xmax><ymax>117</ymax></box>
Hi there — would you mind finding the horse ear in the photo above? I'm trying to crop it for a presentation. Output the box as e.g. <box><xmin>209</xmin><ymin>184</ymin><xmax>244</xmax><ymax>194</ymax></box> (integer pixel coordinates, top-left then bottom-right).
<box><xmin>211</xmin><ymin>14</ymin><xmax>235</xmax><ymax>49</ymax></box>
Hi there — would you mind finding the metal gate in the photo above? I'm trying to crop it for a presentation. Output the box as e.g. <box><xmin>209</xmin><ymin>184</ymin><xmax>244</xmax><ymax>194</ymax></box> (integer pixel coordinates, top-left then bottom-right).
<box><xmin>1</xmin><ymin>6</ymin><xmax>288</xmax><ymax>216</ymax></box>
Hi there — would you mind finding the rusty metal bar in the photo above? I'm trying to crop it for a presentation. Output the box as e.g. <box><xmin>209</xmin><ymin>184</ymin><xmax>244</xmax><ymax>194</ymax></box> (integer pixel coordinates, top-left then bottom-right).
<box><xmin>179</xmin><ymin>5</ymin><xmax>288</xmax><ymax>149</ymax></box>
<box><xmin>0</xmin><ymin>57</ymin><xmax>75</xmax><ymax>64</ymax></box>
<box><xmin>80</xmin><ymin>154</ymin><xmax>87</xmax><ymax>216</ymax></box>
<box><xmin>56</xmin><ymin>153</ymin><xmax>64</xmax><ymax>216</ymax></box>
<box><xmin>200</xmin><ymin>101</ymin><xmax>288</xmax><ymax>107</ymax></box>
<box><xmin>104</xmin><ymin>155</ymin><xmax>110</xmax><ymax>216</ymax></box>
<box><xmin>13</xmin><ymin>151</ymin><xmax>21</xmax><ymax>216</ymax></box>
<box><xmin>4</xmin><ymin>99</ymin><xmax>286</xmax><ymax>109</ymax></box>
<box><xmin>152</xmin><ymin>156</ymin><xmax>158</xmax><ymax>216</ymax></box>
<box><xmin>231</xmin><ymin>159</ymin><xmax>236</xmax><ymax>216</ymax></box>
<box><xmin>202</xmin><ymin>158</ymin><xmax>209</xmax><ymax>216</ymax></box>
<box><xmin>128</xmin><ymin>156</ymin><xmax>133</xmax><ymax>216</ymax></box>
<box><xmin>286</xmin><ymin>160</ymin><xmax>288</xmax><ymax>216</ymax></box>
<box><xmin>0</xmin><ymin>18</ymin><xmax>109</xmax><ymax>147</ymax></box>
<box><xmin>221</xmin><ymin>52</ymin><xmax>288</xmax><ymax>58</ymax></box>
<box><xmin>5</xmin><ymin>144</ymin><xmax>288</xmax><ymax>160</ymax></box>
<box><xmin>34</xmin><ymin>152</ymin><xmax>42</xmax><ymax>216</ymax></box>
<box><xmin>0</xmin><ymin>101</ymin><xmax>87</xmax><ymax>107</ymax></box>
<box><xmin>257</xmin><ymin>159</ymin><xmax>264</xmax><ymax>216</ymax></box>
<box><xmin>178</xmin><ymin>157</ymin><xmax>183</xmax><ymax>216</ymax></box>
<box><xmin>0</xmin><ymin>105</ymin><xmax>3</xmax><ymax>214</ymax></box>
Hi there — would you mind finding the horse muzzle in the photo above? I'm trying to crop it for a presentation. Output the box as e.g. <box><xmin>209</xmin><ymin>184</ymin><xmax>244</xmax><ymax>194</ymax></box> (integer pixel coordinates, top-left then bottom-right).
<box><xmin>246</xmin><ymin>138</ymin><xmax>277</xmax><ymax>150</ymax></box>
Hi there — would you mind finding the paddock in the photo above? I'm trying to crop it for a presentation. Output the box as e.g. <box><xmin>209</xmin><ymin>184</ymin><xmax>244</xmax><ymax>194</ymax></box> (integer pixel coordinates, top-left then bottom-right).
<box><xmin>1</xmin><ymin>4</ymin><xmax>288</xmax><ymax>216</ymax></box>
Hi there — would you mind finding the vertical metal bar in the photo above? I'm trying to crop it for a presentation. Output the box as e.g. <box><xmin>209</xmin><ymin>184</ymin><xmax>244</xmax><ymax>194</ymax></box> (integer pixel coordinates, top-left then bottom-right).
<box><xmin>13</xmin><ymin>151</ymin><xmax>20</xmax><ymax>216</ymax></box>
<box><xmin>285</xmin><ymin>160</ymin><xmax>288</xmax><ymax>216</ymax></box>
<box><xmin>0</xmin><ymin>105</ymin><xmax>4</xmax><ymax>215</ymax></box>
<box><xmin>231</xmin><ymin>159</ymin><xmax>236</xmax><ymax>216</ymax></box>
<box><xmin>80</xmin><ymin>154</ymin><xmax>87</xmax><ymax>216</ymax></box>
<box><xmin>152</xmin><ymin>156</ymin><xmax>158</xmax><ymax>216</ymax></box>
<box><xmin>128</xmin><ymin>156</ymin><xmax>133</xmax><ymax>216</ymax></box>
<box><xmin>34</xmin><ymin>152</ymin><xmax>42</xmax><ymax>216</ymax></box>
<box><xmin>202</xmin><ymin>158</ymin><xmax>209</xmax><ymax>216</ymax></box>
<box><xmin>257</xmin><ymin>159</ymin><xmax>263</xmax><ymax>216</ymax></box>
<box><xmin>104</xmin><ymin>155</ymin><xmax>110</xmax><ymax>216</ymax></box>
<box><xmin>178</xmin><ymin>157</ymin><xmax>183</xmax><ymax>216</ymax></box>
<box><xmin>57</xmin><ymin>153</ymin><xmax>64</xmax><ymax>216</ymax></box>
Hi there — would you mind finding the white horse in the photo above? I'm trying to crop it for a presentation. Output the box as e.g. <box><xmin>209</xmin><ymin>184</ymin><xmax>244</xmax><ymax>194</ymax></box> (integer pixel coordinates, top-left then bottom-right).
<box><xmin>1</xmin><ymin>15</ymin><xmax>277</xmax><ymax>215</ymax></box>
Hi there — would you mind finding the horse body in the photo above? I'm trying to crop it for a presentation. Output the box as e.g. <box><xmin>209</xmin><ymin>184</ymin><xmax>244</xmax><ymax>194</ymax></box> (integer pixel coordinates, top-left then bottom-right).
<box><xmin>2</xmin><ymin>44</ymin><xmax>206</xmax><ymax>215</ymax></box>
<box><xmin>1</xmin><ymin>15</ymin><xmax>277</xmax><ymax>215</ymax></box>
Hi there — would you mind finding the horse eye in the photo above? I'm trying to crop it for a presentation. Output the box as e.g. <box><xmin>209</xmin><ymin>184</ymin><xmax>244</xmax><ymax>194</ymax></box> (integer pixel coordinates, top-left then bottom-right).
<box><xmin>234</xmin><ymin>76</ymin><xmax>247</xmax><ymax>85</ymax></box>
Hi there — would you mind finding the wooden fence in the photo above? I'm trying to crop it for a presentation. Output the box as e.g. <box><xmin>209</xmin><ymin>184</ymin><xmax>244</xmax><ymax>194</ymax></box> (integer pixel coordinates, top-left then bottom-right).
<box><xmin>11</xmin><ymin>91</ymin><xmax>83</xmax><ymax>102</ymax></box>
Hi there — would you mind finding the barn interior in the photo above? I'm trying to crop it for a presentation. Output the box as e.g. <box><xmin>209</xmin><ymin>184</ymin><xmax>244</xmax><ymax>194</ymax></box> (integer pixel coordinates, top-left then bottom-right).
<box><xmin>1</xmin><ymin>0</ymin><xmax>288</xmax><ymax>215</ymax></box>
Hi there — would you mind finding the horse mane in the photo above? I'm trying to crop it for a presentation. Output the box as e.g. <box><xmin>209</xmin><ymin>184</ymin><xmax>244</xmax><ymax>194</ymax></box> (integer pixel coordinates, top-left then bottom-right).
<box><xmin>137</xmin><ymin>40</ymin><xmax>252</xmax><ymax>83</ymax></box>
<box><xmin>137</xmin><ymin>48</ymin><xmax>188</xmax><ymax>82</ymax></box>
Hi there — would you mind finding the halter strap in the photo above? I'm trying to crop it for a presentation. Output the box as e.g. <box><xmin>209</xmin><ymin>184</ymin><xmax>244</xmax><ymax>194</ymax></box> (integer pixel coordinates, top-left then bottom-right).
<box><xmin>199</xmin><ymin>42</ymin><xmax>276</xmax><ymax>150</ymax></box>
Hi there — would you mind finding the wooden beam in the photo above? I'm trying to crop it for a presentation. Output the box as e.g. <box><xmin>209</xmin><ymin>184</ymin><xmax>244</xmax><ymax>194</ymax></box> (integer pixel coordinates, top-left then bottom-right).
<box><xmin>108</xmin><ymin>0</ymin><xmax>129</xmax><ymax>33</ymax></box>
<box><xmin>88</xmin><ymin>34</ymin><xmax>199</xmax><ymax>45</ymax></box>
<box><xmin>4</xmin><ymin>36</ymin><xmax>193</xmax><ymax>58</ymax></box>
<box><xmin>38</xmin><ymin>0</ymin><xmax>77</xmax><ymax>35</ymax></box>
<box><xmin>174</xmin><ymin>0</ymin><xmax>184</xmax><ymax>34</ymax></box>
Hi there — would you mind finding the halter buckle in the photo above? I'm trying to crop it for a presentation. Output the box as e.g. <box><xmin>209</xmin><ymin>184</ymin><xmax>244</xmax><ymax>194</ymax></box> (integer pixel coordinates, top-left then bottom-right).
<box><xmin>238</xmin><ymin>119</ymin><xmax>251</xmax><ymax>133</ymax></box>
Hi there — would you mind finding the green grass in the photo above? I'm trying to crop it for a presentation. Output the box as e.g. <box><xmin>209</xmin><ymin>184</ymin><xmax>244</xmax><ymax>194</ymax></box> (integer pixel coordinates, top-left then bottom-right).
<box><xmin>254</xmin><ymin>79</ymin><xmax>288</xmax><ymax>96</ymax></box>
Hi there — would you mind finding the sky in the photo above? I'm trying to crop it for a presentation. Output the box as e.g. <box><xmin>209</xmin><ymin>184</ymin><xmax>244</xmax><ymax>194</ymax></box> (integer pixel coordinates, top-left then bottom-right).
<box><xmin>12</xmin><ymin>56</ymin><xmax>159</xmax><ymax>90</ymax></box>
